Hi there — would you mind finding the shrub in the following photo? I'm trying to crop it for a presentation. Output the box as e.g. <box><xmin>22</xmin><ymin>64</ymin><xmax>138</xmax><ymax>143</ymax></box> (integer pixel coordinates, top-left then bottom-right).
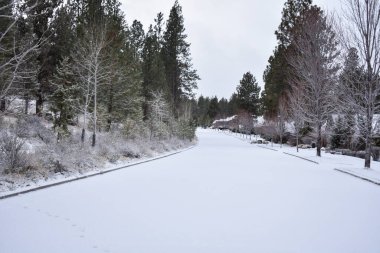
<box><xmin>16</xmin><ymin>115</ymin><xmax>55</xmax><ymax>144</ymax></box>
<box><xmin>0</xmin><ymin>131</ymin><xmax>27</xmax><ymax>173</ymax></box>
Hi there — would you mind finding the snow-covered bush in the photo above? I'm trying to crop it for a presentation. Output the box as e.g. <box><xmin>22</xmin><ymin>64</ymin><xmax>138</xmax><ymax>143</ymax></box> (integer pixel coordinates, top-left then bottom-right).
<box><xmin>123</xmin><ymin>119</ymin><xmax>149</xmax><ymax>139</ymax></box>
<box><xmin>16</xmin><ymin>115</ymin><xmax>55</xmax><ymax>144</ymax></box>
<box><xmin>0</xmin><ymin>131</ymin><xmax>27</xmax><ymax>173</ymax></box>
<box><xmin>177</xmin><ymin>119</ymin><xmax>196</xmax><ymax>140</ymax></box>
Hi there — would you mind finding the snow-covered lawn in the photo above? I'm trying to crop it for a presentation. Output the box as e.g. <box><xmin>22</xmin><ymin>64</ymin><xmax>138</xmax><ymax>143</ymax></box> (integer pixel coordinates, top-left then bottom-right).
<box><xmin>0</xmin><ymin>128</ymin><xmax>379</xmax><ymax>253</ymax></box>
<box><xmin>224</xmin><ymin>130</ymin><xmax>380</xmax><ymax>184</ymax></box>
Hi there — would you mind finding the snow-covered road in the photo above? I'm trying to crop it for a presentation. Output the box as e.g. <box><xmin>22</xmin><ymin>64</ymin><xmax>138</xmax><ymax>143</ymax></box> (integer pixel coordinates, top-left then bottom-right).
<box><xmin>1</xmin><ymin>129</ymin><xmax>379</xmax><ymax>253</ymax></box>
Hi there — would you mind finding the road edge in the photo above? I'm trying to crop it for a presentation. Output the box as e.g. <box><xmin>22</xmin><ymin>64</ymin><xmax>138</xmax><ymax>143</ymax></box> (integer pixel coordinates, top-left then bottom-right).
<box><xmin>334</xmin><ymin>168</ymin><xmax>380</xmax><ymax>186</ymax></box>
<box><xmin>0</xmin><ymin>145</ymin><xmax>196</xmax><ymax>200</ymax></box>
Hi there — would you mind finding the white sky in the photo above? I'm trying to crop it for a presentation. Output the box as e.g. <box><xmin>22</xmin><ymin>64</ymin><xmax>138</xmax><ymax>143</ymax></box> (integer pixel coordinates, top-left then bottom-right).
<box><xmin>120</xmin><ymin>0</ymin><xmax>342</xmax><ymax>99</ymax></box>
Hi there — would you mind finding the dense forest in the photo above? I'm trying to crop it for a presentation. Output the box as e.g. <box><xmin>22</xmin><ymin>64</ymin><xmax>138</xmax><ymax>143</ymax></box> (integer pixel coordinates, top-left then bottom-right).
<box><xmin>0</xmin><ymin>0</ymin><xmax>201</xmax><ymax>176</ymax></box>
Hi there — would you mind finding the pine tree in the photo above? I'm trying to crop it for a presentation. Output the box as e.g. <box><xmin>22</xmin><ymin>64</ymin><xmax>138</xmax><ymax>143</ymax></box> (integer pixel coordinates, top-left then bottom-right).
<box><xmin>128</xmin><ymin>20</ymin><xmax>145</xmax><ymax>60</ymax></box>
<box><xmin>236</xmin><ymin>72</ymin><xmax>261</xmax><ymax>117</ymax></box>
<box><xmin>262</xmin><ymin>0</ymin><xmax>313</xmax><ymax>118</ymax></box>
<box><xmin>275</xmin><ymin>0</ymin><xmax>313</xmax><ymax>46</ymax></box>
<box><xmin>49</xmin><ymin>57</ymin><xmax>78</xmax><ymax>141</ymax></box>
<box><xmin>218</xmin><ymin>98</ymin><xmax>229</xmax><ymax>119</ymax></box>
<box><xmin>228</xmin><ymin>93</ymin><xmax>239</xmax><ymax>116</ymax></box>
<box><xmin>27</xmin><ymin>0</ymin><xmax>61</xmax><ymax>116</ymax></box>
<box><xmin>142</xmin><ymin>24</ymin><xmax>167</xmax><ymax>118</ymax></box>
<box><xmin>162</xmin><ymin>0</ymin><xmax>199</xmax><ymax>115</ymax></box>
<box><xmin>338</xmin><ymin>48</ymin><xmax>361</xmax><ymax>149</ymax></box>
<box><xmin>207</xmin><ymin>97</ymin><xmax>219</xmax><ymax>120</ymax></box>
<box><xmin>98</xmin><ymin>0</ymin><xmax>143</xmax><ymax>131</ymax></box>
<box><xmin>0</xmin><ymin>0</ymin><xmax>38</xmax><ymax>112</ymax></box>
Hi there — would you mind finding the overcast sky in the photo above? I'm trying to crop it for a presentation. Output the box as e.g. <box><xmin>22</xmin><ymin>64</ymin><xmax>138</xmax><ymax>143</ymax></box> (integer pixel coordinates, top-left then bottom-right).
<box><xmin>120</xmin><ymin>0</ymin><xmax>342</xmax><ymax>99</ymax></box>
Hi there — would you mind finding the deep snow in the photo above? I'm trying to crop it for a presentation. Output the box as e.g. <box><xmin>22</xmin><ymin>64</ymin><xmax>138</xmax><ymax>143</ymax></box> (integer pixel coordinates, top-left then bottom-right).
<box><xmin>0</xmin><ymin>129</ymin><xmax>379</xmax><ymax>253</ymax></box>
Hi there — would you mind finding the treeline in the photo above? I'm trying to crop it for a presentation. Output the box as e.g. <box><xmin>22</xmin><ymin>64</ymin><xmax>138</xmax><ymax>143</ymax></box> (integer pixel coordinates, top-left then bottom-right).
<box><xmin>0</xmin><ymin>0</ymin><xmax>199</xmax><ymax>144</ymax></box>
<box><xmin>195</xmin><ymin>71</ymin><xmax>261</xmax><ymax>127</ymax></box>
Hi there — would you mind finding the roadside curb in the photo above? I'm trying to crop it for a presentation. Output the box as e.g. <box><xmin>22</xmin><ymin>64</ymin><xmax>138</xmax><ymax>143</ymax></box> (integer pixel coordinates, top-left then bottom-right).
<box><xmin>0</xmin><ymin>145</ymin><xmax>196</xmax><ymax>200</ymax></box>
<box><xmin>256</xmin><ymin>145</ymin><xmax>278</xmax><ymax>151</ymax></box>
<box><xmin>334</xmin><ymin>168</ymin><xmax>380</xmax><ymax>186</ymax></box>
<box><xmin>283</xmin><ymin>152</ymin><xmax>319</xmax><ymax>164</ymax></box>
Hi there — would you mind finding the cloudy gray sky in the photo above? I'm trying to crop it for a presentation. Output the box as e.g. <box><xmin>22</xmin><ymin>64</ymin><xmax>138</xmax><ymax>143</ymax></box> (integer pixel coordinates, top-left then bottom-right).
<box><xmin>120</xmin><ymin>0</ymin><xmax>341</xmax><ymax>99</ymax></box>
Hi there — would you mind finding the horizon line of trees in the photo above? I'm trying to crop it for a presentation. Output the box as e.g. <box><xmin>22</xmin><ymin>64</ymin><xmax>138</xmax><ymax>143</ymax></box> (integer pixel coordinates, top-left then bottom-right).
<box><xmin>195</xmin><ymin>71</ymin><xmax>261</xmax><ymax>127</ymax></box>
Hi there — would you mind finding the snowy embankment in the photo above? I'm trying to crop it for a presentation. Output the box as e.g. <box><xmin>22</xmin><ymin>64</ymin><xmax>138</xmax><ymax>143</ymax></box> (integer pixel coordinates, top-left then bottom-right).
<box><xmin>0</xmin><ymin>115</ymin><xmax>196</xmax><ymax>195</ymax></box>
<box><xmin>222</xmin><ymin>129</ymin><xmax>380</xmax><ymax>185</ymax></box>
<box><xmin>0</xmin><ymin>146</ymin><xmax>195</xmax><ymax>199</ymax></box>
<box><xmin>0</xmin><ymin>128</ymin><xmax>379</xmax><ymax>253</ymax></box>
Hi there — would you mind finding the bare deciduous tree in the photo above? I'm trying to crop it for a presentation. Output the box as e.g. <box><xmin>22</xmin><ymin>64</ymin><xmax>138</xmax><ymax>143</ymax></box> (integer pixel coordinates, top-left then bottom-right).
<box><xmin>287</xmin><ymin>85</ymin><xmax>304</xmax><ymax>152</ymax></box>
<box><xmin>287</xmin><ymin>7</ymin><xmax>340</xmax><ymax>156</ymax></box>
<box><xmin>0</xmin><ymin>0</ymin><xmax>40</xmax><ymax>110</ymax></box>
<box><xmin>338</xmin><ymin>0</ymin><xmax>380</xmax><ymax>168</ymax></box>
<box><xmin>276</xmin><ymin>97</ymin><xmax>288</xmax><ymax>148</ymax></box>
<box><xmin>72</xmin><ymin>25</ymin><xmax>110</xmax><ymax>146</ymax></box>
<box><xmin>147</xmin><ymin>90</ymin><xmax>170</xmax><ymax>140</ymax></box>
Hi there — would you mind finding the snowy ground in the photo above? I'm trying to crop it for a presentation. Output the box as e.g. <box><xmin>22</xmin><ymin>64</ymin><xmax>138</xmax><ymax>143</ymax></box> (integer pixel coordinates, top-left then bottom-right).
<box><xmin>0</xmin><ymin>128</ymin><xmax>379</xmax><ymax>253</ymax></box>
<box><xmin>224</xmin><ymin>130</ymin><xmax>380</xmax><ymax>184</ymax></box>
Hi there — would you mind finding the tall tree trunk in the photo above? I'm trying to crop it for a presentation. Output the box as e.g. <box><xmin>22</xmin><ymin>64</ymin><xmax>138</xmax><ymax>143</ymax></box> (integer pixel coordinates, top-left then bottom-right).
<box><xmin>81</xmin><ymin>128</ymin><xmax>86</xmax><ymax>143</ymax></box>
<box><xmin>92</xmin><ymin>132</ymin><xmax>96</xmax><ymax>147</ymax></box>
<box><xmin>364</xmin><ymin>115</ymin><xmax>372</xmax><ymax>168</ymax></box>
<box><xmin>0</xmin><ymin>98</ymin><xmax>5</xmax><ymax>112</ymax></box>
<box><xmin>364</xmin><ymin>137</ymin><xmax>371</xmax><ymax>168</ymax></box>
<box><xmin>24</xmin><ymin>95</ymin><xmax>29</xmax><ymax>114</ymax></box>
<box><xmin>316</xmin><ymin>125</ymin><xmax>322</xmax><ymax>157</ymax></box>
<box><xmin>106</xmin><ymin>86</ymin><xmax>114</xmax><ymax>132</ymax></box>
<box><xmin>36</xmin><ymin>90</ymin><xmax>43</xmax><ymax>116</ymax></box>
<box><xmin>82</xmin><ymin>77</ymin><xmax>91</xmax><ymax>143</ymax></box>
<box><xmin>92</xmin><ymin>72</ymin><xmax>97</xmax><ymax>147</ymax></box>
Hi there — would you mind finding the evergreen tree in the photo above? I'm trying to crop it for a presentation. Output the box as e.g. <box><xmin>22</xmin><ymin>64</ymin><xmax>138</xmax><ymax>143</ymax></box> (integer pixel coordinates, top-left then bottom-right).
<box><xmin>162</xmin><ymin>0</ymin><xmax>199</xmax><ymax>115</ymax></box>
<box><xmin>128</xmin><ymin>20</ymin><xmax>145</xmax><ymax>60</ymax></box>
<box><xmin>195</xmin><ymin>95</ymin><xmax>210</xmax><ymax>127</ymax></box>
<box><xmin>142</xmin><ymin>24</ymin><xmax>166</xmax><ymax>117</ymax></box>
<box><xmin>218</xmin><ymin>98</ymin><xmax>229</xmax><ymax>119</ymax></box>
<box><xmin>340</xmin><ymin>47</ymin><xmax>363</xmax><ymax>100</ymax></box>
<box><xmin>27</xmin><ymin>0</ymin><xmax>61</xmax><ymax>116</ymax></box>
<box><xmin>86</xmin><ymin>0</ymin><xmax>104</xmax><ymax>25</ymax></box>
<box><xmin>49</xmin><ymin>57</ymin><xmax>78</xmax><ymax>140</ymax></box>
<box><xmin>331</xmin><ymin>116</ymin><xmax>345</xmax><ymax>149</ymax></box>
<box><xmin>262</xmin><ymin>0</ymin><xmax>313</xmax><ymax>118</ymax></box>
<box><xmin>275</xmin><ymin>0</ymin><xmax>313</xmax><ymax>46</ymax></box>
<box><xmin>98</xmin><ymin>0</ymin><xmax>143</xmax><ymax>130</ymax></box>
<box><xmin>0</xmin><ymin>0</ymin><xmax>38</xmax><ymax>111</ymax></box>
<box><xmin>50</xmin><ymin>6</ymin><xmax>77</xmax><ymax>63</ymax></box>
<box><xmin>228</xmin><ymin>93</ymin><xmax>239</xmax><ymax>116</ymax></box>
<box><xmin>338</xmin><ymin>48</ymin><xmax>362</xmax><ymax>149</ymax></box>
<box><xmin>207</xmin><ymin>97</ymin><xmax>219</xmax><ymax>119</ymax></box>
<box><xmin>236</xmin><ymin>72</ymin><xmax>261</xmax><ymax>117</ymax></box>
<box><xmin>262</xmin><ymin>46</ymin><xmax>288</xmax><ymax>118</ymax></box>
